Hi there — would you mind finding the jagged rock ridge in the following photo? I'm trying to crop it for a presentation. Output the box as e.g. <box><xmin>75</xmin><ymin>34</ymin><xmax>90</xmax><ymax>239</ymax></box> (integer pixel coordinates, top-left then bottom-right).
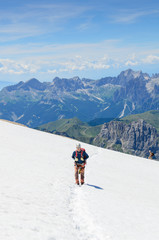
<box><xmin>0</xmin><ymin>69</ymin><xmax>159</xmax><ymax>127</ymax></box>
<box><xmin>93</xmin><ymin>119</ymin><xmax>159</xmax><ymax>159</ymax></box>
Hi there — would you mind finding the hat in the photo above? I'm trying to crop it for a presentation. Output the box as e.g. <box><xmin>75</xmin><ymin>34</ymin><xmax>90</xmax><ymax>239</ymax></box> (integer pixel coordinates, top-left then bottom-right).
<box><xmin>76</xmin><ymin>143</ymin><xmax>81</xmax><ymax>148</ymax></box>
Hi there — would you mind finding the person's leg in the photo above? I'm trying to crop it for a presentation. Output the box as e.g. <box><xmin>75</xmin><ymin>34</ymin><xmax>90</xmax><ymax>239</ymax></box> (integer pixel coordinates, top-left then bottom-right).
<box><xmin>80</xmin><ymin>167</ymin><xmax>85</xmax><ymax>184</ymax></box>
<box><xmin>74</xmin><ymin>165</ymin><xmax>79</xmax><ymax>184</ymax></box>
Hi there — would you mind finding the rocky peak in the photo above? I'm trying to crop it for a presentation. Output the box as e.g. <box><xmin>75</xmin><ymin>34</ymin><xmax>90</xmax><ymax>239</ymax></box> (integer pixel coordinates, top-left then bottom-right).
<box><xmin>4</xmin><ymin>78</ymin><xmax>46</xmax><ymax>92</ymax></box>
<box><xmin>18</xmin><ymin>78</ymin><xmax>48</xmax><ymax>91</ymax></box>
<box><xmin>23</xmin><ymin>78</ymin><xmax>43</xmax><ymax>89</ymax></box>
<box><xmin>4</xmin><ymin>81</ymin><xmax>24</xmax><ymax>92</ymax></box>
<box><xmin>52</xmin><ymin>76</ymin><xmax>84</xmax><ymax>91</ymax></box>
<box><xmin>124</xmin><ymin>69</ymin><xmax>141</xmax><ymax>77</ymax></box>
<box><xmin>71</xmin><ymin>76</ymin><xmax>80</xmax><ymax>81</ymax></box>
<box><xmin>117</xmin><ymin>69</ymin><xmax>150</xmax><ymax>86</ymax></box>
<box><xmin>152</xmin><ymin>73</ymin><xmax>159</xmax><ymax>78</ymax></box>
<box><xmin>114</xmin><ymin>69</ymin><xmax>151</xmax><ymax>104</ymax></box>
<box><xmin>53</xmin><ymin>77</ymin><xmax>60</xmax><ymax>82</ymax></box>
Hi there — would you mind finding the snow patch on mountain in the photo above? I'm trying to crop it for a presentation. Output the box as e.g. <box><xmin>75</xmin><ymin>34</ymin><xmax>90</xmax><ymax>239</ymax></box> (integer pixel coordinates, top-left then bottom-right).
<box><xmin>132</xmin><ymin>102</ymin><xmax>135</xmax><ymax>111</ymax></box>
<box><xmin>11</xmin><ymin>112</ymin><xmax>24</xmax><ymax>122</ymax></box>
<box><xmin>119</xmin><ymin>103</ymin><xmax>128</xmax><ymax>118</ymax></box>
<box><xmin>100</xmin><ymin>106</ymin><xmax>110</xmax><ymax>112</ymax></box>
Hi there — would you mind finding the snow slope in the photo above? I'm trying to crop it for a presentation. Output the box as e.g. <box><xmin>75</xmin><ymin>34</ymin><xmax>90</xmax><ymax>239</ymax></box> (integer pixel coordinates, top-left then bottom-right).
<box><xmin>0</xmin><ymin>120</ymin><xmax>159</xmax><ymax>240</ymax></box>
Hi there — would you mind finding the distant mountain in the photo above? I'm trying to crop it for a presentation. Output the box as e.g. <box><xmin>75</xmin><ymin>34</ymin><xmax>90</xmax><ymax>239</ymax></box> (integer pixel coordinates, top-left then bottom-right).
<box><xmin>0</xmin><ymin>69</ymin><xmax>159</xmax><ymax>127</ymax></box>
<box><xmin>5</xmin><ymin>78</ymin><xmax>48</xmax><ymax>92</ymax></box>
<box><xmin>36</xmin><ymin>117</ymin><xmax>102</xmax><ymax>144</ymax></box>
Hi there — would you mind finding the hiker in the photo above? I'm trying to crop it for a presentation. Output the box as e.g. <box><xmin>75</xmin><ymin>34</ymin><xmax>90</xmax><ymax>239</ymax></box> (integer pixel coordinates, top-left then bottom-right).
<box><xmin>72</xmin><ymin>143</ymin><xmax>89</xmax><ymax>185</ymax></box>
<box><xmin>148</xmin><ymin>150</ymin><xmax>154</xmax><ymax>160</ymax></box>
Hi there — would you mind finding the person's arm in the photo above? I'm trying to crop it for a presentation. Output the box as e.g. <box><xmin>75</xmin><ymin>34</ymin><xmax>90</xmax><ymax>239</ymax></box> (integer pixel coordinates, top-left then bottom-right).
<box><xmin>84</xmin><ymin>151</ymin><xmax>89</xmax><ymax>160</ymax></box>
<box><xmin>72</xmin><ymin>151</ymin><xmax>75</xmax><ymax>159</ymax></box>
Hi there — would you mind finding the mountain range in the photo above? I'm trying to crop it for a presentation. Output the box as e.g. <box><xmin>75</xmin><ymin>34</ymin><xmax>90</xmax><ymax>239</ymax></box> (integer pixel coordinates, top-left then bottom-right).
<box><xmin>0</xmin><ymin>69</ymin><xmax>159</xmax><ymax>127</ymax></box>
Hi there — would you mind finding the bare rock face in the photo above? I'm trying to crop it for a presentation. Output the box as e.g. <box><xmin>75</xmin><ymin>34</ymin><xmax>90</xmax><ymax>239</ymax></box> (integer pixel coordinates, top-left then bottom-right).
<box><xmin>93</xmin><ymin>119</ymin><xmax>159</xmax><ymax>159</ymax></box>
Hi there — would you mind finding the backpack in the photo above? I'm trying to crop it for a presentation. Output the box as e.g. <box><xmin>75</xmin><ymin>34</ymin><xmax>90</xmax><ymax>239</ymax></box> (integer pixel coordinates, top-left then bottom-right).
<box><xmin>75</xmin><ymin>148</ymin><xmax>85</xmax><ymax>158</ymax></box>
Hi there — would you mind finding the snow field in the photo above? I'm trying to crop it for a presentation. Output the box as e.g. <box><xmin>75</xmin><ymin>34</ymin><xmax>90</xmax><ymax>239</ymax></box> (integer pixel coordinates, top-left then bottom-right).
<box><xmin>0</xmin><ymin>120</ymin><xmax>159</xmax><ymax>240</ymax></box>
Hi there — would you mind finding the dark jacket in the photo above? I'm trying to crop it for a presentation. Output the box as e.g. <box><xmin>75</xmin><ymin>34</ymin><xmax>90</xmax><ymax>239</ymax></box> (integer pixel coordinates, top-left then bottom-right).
<box><xmin>148</xmin><ymin>151</ymin><xmax>155</xmax><ymax>160</ymax></box>
<box><xmin>72</xmin><ymin>149</ymin><xmax>89</xmax><ymax>165</ymax></box>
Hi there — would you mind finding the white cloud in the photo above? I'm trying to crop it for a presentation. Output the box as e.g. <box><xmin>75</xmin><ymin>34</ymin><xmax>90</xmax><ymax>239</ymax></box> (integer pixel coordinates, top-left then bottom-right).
<box><xmin>55</xmin><ymin>57</ymin><xmax>110</xmax><ymax>72</ymax></box>
<box><xmin>87</xmin><ymin>62</ymin><xmax>110</xmax><ymax>70</ymax></box>
<box><xmin>7</xmin><ymin>70</ymin><xmax>25</xmax><ymax>75</ymax></box>
<box><xmin>0</xmin><ymin>59</ymin><xmax>39</xmax><ymax>75</ymax></box>
<box><xmin>0</xmin><ymin>40</ymin><xmax>159</xmax><ymax>78</ymax></box>
<box><xmin>0</xmin><ymin>53</ymin><xmax>111</xmax><ymax>76</ymax></box>
<box><xmin>125</xmin><ymin>60</ymin><xmax>138</xmax><ymax>66</ymax></box>
<box><xmin>142</xmin><ymin>55</ymin><xmax>159</xmax><ymax>64</ymax></box>
<box><xmin>48</xmin><ymin>69</ymin><xmax>57</xmax><ymax>74</ymax></box>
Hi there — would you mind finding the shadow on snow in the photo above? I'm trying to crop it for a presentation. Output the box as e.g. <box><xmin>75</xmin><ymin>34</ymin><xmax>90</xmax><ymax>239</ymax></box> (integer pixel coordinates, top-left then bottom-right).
<box><xmin>86</xmin><ymin>184</ymin><xmax>104</xmax><ymax>190</ymax></box>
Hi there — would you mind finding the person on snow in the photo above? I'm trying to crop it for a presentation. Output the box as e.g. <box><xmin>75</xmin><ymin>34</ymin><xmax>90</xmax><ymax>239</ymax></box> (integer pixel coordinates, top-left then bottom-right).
<box><xmin>148</xmin><ymin>150</ymin><xmax>154</xmax><ymax>160</ymax></box>
<box><xmin>72</xmin><ymin>143</ymin><xmax>89</xmax><ymax>185</ymax></box>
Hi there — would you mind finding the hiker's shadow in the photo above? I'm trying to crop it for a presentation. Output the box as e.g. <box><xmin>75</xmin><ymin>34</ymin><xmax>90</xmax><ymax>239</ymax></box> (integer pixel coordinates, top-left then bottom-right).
<box><xmin>86</xmin><ymin>184</ymin><xmax>104</xmax><ymax>190</ymax></box>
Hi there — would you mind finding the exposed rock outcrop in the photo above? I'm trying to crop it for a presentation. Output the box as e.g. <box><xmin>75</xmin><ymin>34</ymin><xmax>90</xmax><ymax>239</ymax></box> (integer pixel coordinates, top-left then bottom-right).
<box><xmin>93</xmin><ymin>119</ymin><xmax>159</xmax><ymax>159</ymax></box>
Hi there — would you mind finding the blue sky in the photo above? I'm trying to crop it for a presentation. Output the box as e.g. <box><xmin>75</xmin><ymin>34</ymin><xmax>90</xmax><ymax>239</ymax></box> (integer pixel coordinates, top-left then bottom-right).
<box><xmin>0</xmin><ymin>0</ymin><xmax>159</xmax><ymax>82</ymax></box>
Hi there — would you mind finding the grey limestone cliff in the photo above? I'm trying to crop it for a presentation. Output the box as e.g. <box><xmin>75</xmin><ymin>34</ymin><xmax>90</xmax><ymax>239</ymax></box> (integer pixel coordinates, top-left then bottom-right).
<box><xmin>93</xmin><ymin>119</ymin><xmax>159</xmax><ymax>159</ymax></box>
